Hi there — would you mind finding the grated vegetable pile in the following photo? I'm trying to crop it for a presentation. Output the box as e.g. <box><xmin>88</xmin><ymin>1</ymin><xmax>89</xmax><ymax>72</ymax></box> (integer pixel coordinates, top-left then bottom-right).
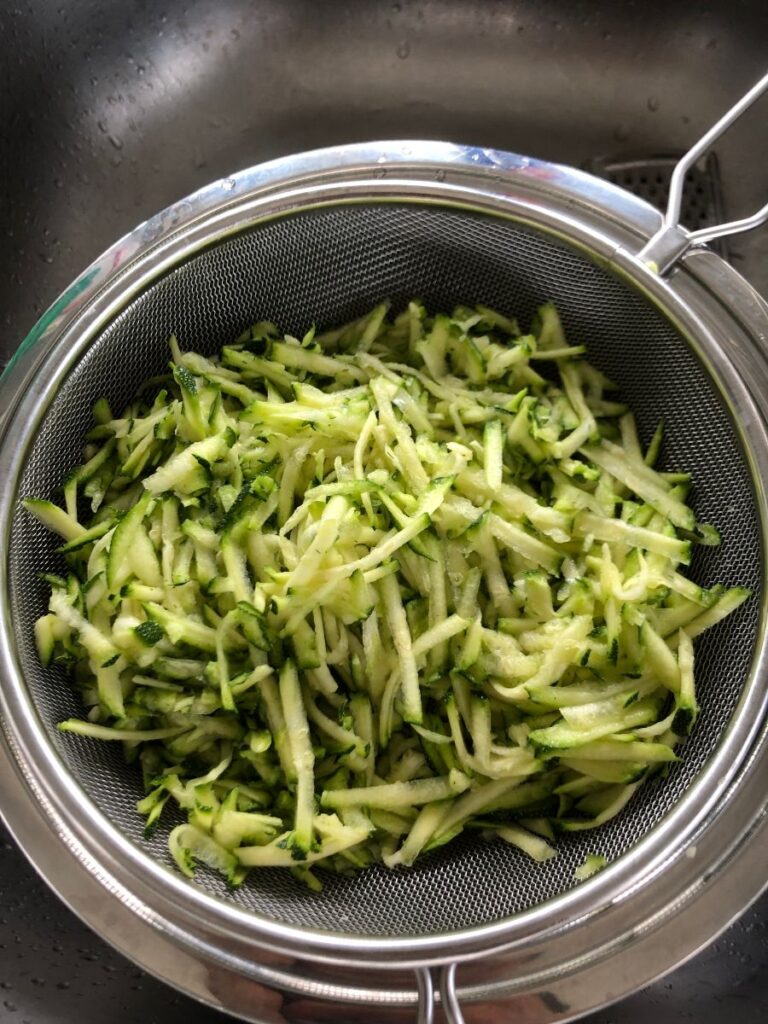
<box><xmin>25</xmin><ymin>300</ymin><xmax>749</xmax><ymax>890</ymax></box>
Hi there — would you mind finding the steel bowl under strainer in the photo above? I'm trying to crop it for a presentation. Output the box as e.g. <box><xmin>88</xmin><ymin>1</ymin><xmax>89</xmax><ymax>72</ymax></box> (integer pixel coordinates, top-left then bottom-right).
<box><xmin>1</xmin><ymin>85</ymin><xmax>768</xmax><ymax>1024</ymax></box>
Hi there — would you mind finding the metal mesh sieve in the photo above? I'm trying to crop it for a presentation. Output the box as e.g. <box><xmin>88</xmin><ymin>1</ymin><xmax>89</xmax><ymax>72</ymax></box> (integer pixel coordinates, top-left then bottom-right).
<box><xmin>7</xmin><ymin>202</ymin><xmax>761</xmax><ymax>939</ymax></box>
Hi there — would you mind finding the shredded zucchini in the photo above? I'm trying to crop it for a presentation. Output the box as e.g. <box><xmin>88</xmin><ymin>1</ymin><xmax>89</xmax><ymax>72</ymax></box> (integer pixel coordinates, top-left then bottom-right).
<box><xmin>27</xmin><ymin>300</ymin><xmax>749</xmax><ymax>887</ymax></box>
<box><xmin>573</xmin><ymin>853</ymin><xmax>608</xmax><ymax>881</ymax></box>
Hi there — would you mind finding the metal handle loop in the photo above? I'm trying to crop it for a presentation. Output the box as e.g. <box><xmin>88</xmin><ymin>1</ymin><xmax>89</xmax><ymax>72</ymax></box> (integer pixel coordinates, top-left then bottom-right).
<box><xmin>415</xmin><ymin>967</ymin><xmax>435</xmax><ymax>1024</ymax></box>
<box><xmin>639</xmin><ymin>70</ymin><xmax>768</xmax><ymax>274</ymax></box>
<box><xmin>440</xmin><ymin>963</ymin><xmax>466</xmax><ymax>1024</ymax></box>
<box><xmin>414</xmin><ymin>963</ymin><xmax>466</xmax><ymax>1024</ymax></box>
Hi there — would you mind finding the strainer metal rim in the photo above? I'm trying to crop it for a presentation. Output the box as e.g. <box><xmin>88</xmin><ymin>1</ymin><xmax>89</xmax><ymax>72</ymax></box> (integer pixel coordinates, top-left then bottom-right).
<box><xmin>0</xmin><ymin>142</ymin><xmax>767</xmax><ymax>1007</ymax></box>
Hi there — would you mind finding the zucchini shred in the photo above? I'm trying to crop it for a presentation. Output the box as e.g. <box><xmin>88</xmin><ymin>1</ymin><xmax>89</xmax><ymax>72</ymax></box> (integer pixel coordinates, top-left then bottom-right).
<box><xmin>25</xmin><ymin>299</ymin><xmax>750</xmax><ymax>890</ymax></box>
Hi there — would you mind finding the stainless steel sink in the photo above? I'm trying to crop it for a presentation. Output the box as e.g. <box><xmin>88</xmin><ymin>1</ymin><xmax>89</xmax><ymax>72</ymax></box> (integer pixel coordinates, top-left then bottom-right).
<box><xmin>2</xmin><ymin>0</ymin><xmax>768</xmax><ymax>366</ymax></box>
<box><xmin>0</xmin><ymin>1</ymin><xmax>766</xmax><ymax>1021</ymax></box>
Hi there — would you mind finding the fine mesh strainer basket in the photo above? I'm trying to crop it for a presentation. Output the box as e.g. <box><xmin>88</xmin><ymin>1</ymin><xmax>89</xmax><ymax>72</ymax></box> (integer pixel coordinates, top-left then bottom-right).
<box><xmin>1</xmin><ymin>77</ymin><xmax>768</xmax><ymax>1024</ymax></box>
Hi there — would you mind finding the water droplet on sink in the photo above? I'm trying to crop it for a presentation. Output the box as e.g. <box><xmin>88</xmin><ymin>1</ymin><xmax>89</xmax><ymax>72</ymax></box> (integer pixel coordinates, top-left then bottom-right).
<box><xmin>435</xmin><ymin>169</ymin><xmax>446</xmax><ymax>182</ymax></box>
<box><xmin>222</xmin><ymin>178</ymin><xmax>236</xmax><ymax>191</ymax></box>
<box><xmin>396</xmin><ymin>40</ymin><xmax>410</xmax><ymax>59</ymax></box>
<box><xmin>647</xmin><ymin>96</ymin><xmax>660</xmax><ymax>112</ymax></box>
<box><xmin>108</xmin><ymin>134</ymin><xmax>123</xmax><ymax>149</ymax></box>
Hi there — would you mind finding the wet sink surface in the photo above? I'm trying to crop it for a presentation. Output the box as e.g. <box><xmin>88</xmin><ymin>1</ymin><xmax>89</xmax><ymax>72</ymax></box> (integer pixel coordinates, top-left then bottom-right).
<box><xmin>3</xmin><ymin>0</ymin><xmax>768</xmax><ymax>364</ymax></box>
<box><xmin>1</xmin><ymin>1</ymin><xmax>767</xmax><ymax>1021</ymax></box>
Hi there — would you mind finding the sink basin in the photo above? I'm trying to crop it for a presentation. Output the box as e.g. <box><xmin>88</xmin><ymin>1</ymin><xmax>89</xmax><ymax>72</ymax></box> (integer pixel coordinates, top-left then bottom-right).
<box><xmin>0</xmin><ymin>2</ymin><xmax>766</xmax><ymax>1022</ymax></box>
<box><xmin>2</xmin><ymin>0</ymin><xmax>768</xmax><ymax>368</ymax></box>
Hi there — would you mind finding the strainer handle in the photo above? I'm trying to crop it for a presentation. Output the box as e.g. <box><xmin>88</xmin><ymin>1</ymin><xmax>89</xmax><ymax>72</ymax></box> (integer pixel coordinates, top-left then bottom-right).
<box><xmin>415</xmin><ymin>968</ymin><xmax>435</xmax><ymax>1024</ymax></box>
<box><xmin>639</xmin><ymin>69</ymin><xmax>768</xmax><ymax>275</ymax></box>
<box><xmin>415</xmin><ymin>964</ymin><xmax>466</xmax><ymax>1024</ymax></box>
